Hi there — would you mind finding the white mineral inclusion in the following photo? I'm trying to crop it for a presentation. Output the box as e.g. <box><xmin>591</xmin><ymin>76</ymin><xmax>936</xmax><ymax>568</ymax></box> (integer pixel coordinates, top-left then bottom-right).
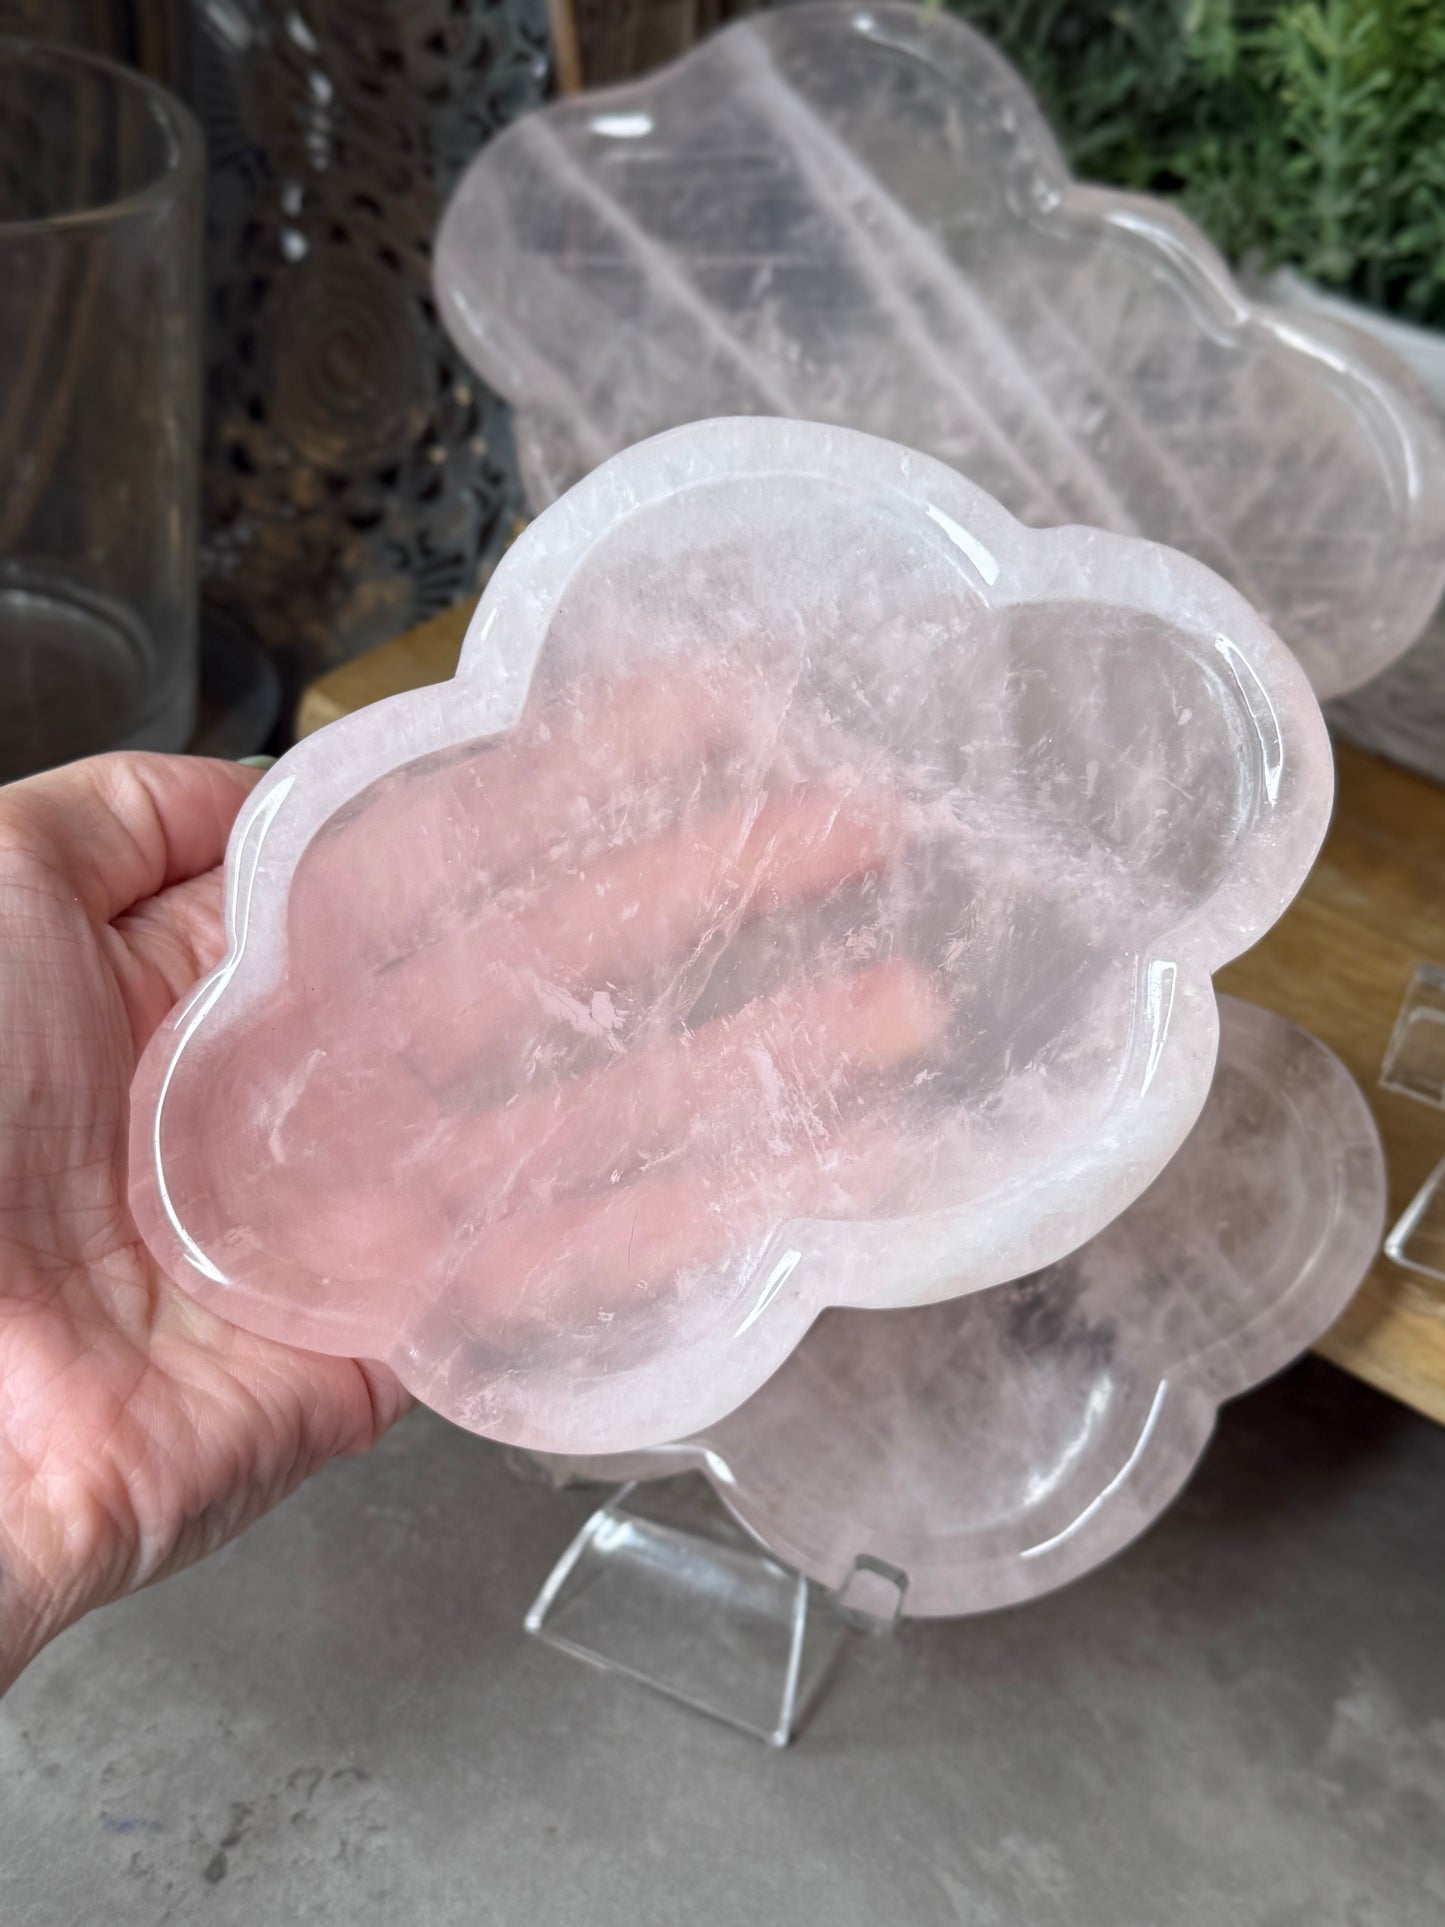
<box><xmin>128</xmin><ymin>418</ymin><xmax>1334</xmax><ymax>1456</ymax></box>
<box><xmin>434</xmin><ymin>0</ymin><xmax>1445</xmax><ymax>700</ymax></box>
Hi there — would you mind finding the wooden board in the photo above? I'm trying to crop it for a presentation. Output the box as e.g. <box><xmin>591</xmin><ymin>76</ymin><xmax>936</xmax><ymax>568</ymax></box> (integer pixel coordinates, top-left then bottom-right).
<box><xmin>299</xmin><ymin>624</ymin><xmax>1445</xmax><ymax>1424</ymax></box>
<box><xmin>296</xmin><ymin>599</ymin><xmax>475</xmax><ymax>738</ymax></box>
<box><xmin>1216</xmin><ymin>742</ymin><xmax>1445</xmax><ymax>1422</ymax></box>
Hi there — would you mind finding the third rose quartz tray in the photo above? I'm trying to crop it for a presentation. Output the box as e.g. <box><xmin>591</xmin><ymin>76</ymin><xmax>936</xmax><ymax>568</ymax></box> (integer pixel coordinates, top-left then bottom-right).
<box><xmin>436</xmin><ymin>1</ymin><xmax>1445</xmax><ymax>699</ymax></box>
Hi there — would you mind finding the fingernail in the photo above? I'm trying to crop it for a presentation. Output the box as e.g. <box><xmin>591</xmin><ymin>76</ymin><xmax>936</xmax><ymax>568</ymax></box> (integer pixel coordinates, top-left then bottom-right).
<box><xmin>238</xmin><ymin>754</ymin><xmax>277</xmax><ymax>770</ymax></box>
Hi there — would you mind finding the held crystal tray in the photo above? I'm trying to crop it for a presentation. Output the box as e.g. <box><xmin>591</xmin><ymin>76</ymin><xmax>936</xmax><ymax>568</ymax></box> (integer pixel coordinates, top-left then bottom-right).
<box><xmin>543</xmin><ymin>998</ymin><xmax>1387</xmax><ymax>1616</ymax></box>
<box><xmin>128</xmin><ymin>418</ymin><xmax>1332</xmax><ymax>1455</ymax></box>
<box><xmin>435</xmin><ymin>0</ymin><xmax>1445</xmax><ymax>701</ymax></box>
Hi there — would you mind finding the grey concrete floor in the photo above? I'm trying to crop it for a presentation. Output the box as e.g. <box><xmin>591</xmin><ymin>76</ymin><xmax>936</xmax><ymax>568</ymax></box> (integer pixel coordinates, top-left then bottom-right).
<box><xmin>1</xmin><ymin>1358</ymin><xmax>1442</xmax><ymax>1927</ymax></box>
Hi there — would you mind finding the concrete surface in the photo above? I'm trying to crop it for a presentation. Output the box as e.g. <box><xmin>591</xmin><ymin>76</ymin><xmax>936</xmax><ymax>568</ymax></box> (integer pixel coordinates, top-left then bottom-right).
<box><xmin>2</xmin><ymin>1358</ymin><xmax>1442</xmax><ymax>1926</ymax></box>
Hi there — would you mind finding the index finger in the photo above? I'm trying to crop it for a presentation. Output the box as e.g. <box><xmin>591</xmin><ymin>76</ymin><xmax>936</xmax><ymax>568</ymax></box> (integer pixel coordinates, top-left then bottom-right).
<box><xmin>0</xmin><ymin>752</ymin><xmax>261</xmax><ymax>924</ymax></box>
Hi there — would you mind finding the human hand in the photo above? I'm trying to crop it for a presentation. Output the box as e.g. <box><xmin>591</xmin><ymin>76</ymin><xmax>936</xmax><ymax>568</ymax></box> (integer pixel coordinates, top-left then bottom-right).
<box><xmin>0</xmin><ymin>753</ymin><xmax>410</xmax><ymax>1693</ymax></box>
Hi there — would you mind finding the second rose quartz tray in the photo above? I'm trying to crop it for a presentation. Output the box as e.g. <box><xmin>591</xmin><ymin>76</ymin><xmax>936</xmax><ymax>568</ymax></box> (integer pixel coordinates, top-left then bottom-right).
<box><xmin>542</xmin><ymin>998</ymin><xmax>1387</xmax><ymax>1614</ymax></box>
<box><xmin>128</xmin><ymin>420</ymin><xmax>1332</xmax><ymax>1454</ymax></box>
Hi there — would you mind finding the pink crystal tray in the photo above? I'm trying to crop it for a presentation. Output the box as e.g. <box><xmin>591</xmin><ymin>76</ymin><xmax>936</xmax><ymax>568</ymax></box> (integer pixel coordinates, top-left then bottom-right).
<box><xmin>436</xmin><ymin>0</ymin><xmax>1445</xmax><ymax>700</ymax></box>
<box><xmin>129</xmin><ymin>419</ymin><xmax>1332</xmax><ymax>1455</ymax></box>
<box><xmin>546</xmin><ymin>997</ymin><xmax>1386</xmax><ymax>1616</ymax></box>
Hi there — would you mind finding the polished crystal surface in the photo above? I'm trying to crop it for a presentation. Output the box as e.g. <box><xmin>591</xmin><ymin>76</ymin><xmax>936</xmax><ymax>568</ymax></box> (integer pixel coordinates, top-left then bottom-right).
<box><xmin>546</xmin><ymin>998</ymin><xmax>1387</xmax><ymax>1615</ymax></box>
<box><xmin>128</xmin><ymin>418</ymin><xmax>1331</xmax><ymax>1455</ymax></box>
<box><xmin>435</xmin><ymin>1</ymin><xmax>1445</xmax><ymax>701</ymax></box>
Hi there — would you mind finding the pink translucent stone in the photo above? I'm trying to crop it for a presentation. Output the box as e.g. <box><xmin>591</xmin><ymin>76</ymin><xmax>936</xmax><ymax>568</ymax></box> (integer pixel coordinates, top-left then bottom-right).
<box><xmin>548</xmin><ymin>997</ymin><xmax>1386</xmax><ymax>1615</ymax></box>
<box><xmin>435</xmin><ymin>2</ymin><xmax>1445</xmax><ymax>700</ymax></box>
<box><xmin>128</xmin><ymin>419</ymin><xmax>1332</xmax><ymax>1454</ymax></box>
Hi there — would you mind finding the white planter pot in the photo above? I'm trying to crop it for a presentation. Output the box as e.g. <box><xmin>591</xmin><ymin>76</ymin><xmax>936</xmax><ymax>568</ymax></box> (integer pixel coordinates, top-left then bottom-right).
<box><xmin>1267</xmin><ymin>271</ymin><xmax>1445</xmax><ymax>784</ymax></box>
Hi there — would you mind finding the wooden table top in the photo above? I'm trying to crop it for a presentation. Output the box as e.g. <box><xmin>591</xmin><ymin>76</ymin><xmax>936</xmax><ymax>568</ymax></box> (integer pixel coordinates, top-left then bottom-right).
<box><xmin>299</xmin><ymin>605</ymin><xmax>1445</xmax><ymax>1425</ymax></box>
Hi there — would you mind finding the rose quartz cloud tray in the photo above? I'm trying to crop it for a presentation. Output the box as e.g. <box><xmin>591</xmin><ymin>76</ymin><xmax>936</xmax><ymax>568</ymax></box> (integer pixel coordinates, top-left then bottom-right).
<box><xmin>129</xmin><ymin>418</ymin><xmax>1331</xmax><ymax>1455</ymax></box>
<box><xmin>544</xmin><ymin>998</ymin><xmax>1386</xmax><ymax>1616</ymax></box>
<box><xmin>435</xmin><ymin>1</ymin><xmax>1445</xmax><ymax>701</ymax></box>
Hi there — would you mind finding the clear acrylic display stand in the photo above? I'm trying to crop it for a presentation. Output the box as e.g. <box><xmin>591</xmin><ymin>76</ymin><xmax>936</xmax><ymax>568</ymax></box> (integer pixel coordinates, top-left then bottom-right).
<box><xmin>1381</xmin><ymin>963</ymin><xmax>1445</xmax><ymax>1107</ymax></box>
<box><xmin>1380</xmin><ymin>966</ymin><xmax>1445</xmax><ymax>1283</ymax></box>
<box><xmin>1385</xmin><ymin>1155</ymin><xmax>1445</xmax><ymax>1283</ymax></box>
<box><xmin>522</xmin><ymin>1470</ymin><xmax>906</xmax><ymax>1747</ymax></box>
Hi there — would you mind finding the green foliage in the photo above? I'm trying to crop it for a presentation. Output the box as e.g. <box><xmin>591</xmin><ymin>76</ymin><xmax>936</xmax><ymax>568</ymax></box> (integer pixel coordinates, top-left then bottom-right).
<box><xmin>937</xmin><ymin>0</ymin><xmax>1445</xmax><ymax>327</ymax></box>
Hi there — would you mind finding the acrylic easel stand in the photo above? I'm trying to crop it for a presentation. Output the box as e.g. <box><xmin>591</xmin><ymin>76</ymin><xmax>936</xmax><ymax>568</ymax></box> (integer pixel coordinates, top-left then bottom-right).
<box><xmin>522</xmin><ymin>1470</ymin><xmax>906</xmax><ymax>1747</ymax></box>
<box><xmin>1386</xmin><ymin>1157</ymin><xmax>1445</xmax><ymax>1282</ymax></box>
<box><xmin>1381</xmin><ymin>963</ymin><xmax>1445</xmax><ymax>1108</ymax></box>
<box><xmin>1381</xmin><ymin>963</ymin><xmax>1445</xmax><ymax>1281</ymax></box>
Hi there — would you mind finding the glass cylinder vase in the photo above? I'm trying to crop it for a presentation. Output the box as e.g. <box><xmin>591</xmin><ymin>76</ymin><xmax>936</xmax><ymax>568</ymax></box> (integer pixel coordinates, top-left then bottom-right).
<box><xmin>0</xmin><ymin>37</ymin><xmax>203</xmax><ymax>781</ymax></box>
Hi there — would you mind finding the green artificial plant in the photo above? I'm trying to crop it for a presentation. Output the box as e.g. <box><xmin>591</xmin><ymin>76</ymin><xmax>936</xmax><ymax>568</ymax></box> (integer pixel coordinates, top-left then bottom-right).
<box><xmin>938</xmin><ymin>0</ymin><xmax>1445</xmax><ymax>329</ymax></box>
